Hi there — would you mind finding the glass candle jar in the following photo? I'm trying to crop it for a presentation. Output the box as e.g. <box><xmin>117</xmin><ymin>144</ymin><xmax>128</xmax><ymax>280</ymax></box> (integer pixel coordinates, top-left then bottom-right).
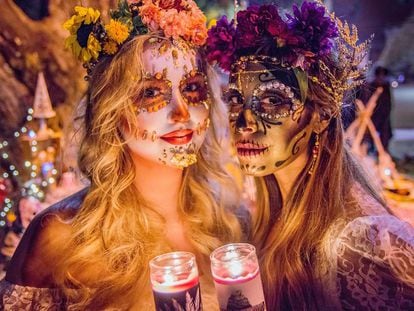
<box><xmin>149</xmin><ymin>251</ymin><xmax>202</xmax><ymax>310</ymax></box>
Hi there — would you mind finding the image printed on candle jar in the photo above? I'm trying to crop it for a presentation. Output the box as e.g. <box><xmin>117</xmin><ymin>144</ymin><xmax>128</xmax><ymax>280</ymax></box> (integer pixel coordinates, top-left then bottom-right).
<box><xmin>153</xmin><ymin>283</ymin><xmax>201</xmax><ymax>311</ymax></box>
<box><xmin>222</xmin><ymin>290</ymin><xmax>265</xmax><ymax>311</ymax></box>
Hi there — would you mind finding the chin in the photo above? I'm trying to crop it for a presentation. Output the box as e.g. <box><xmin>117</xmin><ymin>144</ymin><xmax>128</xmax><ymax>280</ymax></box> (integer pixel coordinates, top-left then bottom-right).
<box><xmin>238</xmin><ymin>158</ymin><xmax>273</xmax><ymax>176</ymax></box>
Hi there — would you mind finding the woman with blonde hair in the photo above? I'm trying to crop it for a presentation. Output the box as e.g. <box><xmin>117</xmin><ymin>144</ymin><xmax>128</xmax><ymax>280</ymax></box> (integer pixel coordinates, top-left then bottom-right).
<box><xmin>0</xmin><ymin>1</ymin><xmax>243</xmax><ymax>309</ymax></box>
<box><xmin>207</xmin><ymin>2</ymin><xmax>414</xmax><ymax>310</ymax></box>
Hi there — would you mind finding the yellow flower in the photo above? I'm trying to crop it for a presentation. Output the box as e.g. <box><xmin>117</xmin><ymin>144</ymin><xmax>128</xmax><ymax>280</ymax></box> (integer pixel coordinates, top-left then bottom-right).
<box><xmin>63</xmin><ymin>6</ymin><xmax>100</xmax><ymax>34</ymax></box>
<box><xmin>105</xmin><ymin>19</ymin><xmax>130</xmax><ymax>44</ymax></box>
<box><xmin>73</xmin><ymin>6</ymin><xmax>100</xmax><ymax>25</ymax></box>
<box><xmin>63</xmin><ymin>6</ymin><xmax>102</xmax><ymax>63</ymax></box>
<box><xmin>65</xmin><ymin>33</ymin><xmax>101</xmax><ymax>63</ymax></box>
<box><xmin>84</xmin><ymin>34</ymin><xmax>101</xmax><ymax>62</ymax></box>
<box><xmin>207</xmin><ymin>18</ymin><xmax>217</xmax><ymax>29</ymax></box>
<box><xmin>103</xmin><ymin>40</ymin><xmax>119</xmax><ymax>55</ymax></box>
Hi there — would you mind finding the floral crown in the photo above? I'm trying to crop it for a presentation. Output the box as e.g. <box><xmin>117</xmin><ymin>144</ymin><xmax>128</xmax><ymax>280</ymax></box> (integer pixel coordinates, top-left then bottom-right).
<box><xmin>206</xmin><ymin>1</ymin><xmax>371</xmax><ymax>110</ymax></box>
<box><xmin>64</xmin><ymin>0</ymin><xmax>207</xmax><ymax>76</ymax></box>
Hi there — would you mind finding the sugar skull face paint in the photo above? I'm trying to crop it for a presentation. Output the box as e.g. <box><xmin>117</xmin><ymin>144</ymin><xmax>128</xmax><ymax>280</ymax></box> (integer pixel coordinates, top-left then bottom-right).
<box><xmin>228</xmin><ymin>60</ymin><xmax>314</xmax><ymax>176</ymax></box>
<box><xmin>123</xmin><ymin>40</ymin><xmax>210</xmax><ymax>169</ymax></box>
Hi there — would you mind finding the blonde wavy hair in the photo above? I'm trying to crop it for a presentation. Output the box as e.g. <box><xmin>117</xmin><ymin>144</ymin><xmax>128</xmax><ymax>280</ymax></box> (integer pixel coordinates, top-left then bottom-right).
<box><xmin>251</xmin><ymin>81</ymin><xmax>387</xmax><ymax>310</ymax></box>
<box><xmin>55</xmin><ymin>35</ymin><xmax>242</xmax><ymax>309</ymax></box>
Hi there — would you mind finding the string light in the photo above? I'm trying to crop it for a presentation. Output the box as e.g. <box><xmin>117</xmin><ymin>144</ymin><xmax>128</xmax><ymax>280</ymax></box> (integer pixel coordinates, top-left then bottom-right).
<box><xmin>0</xmin><ymin>108</ymin><xmax>34</xmax><ymax>227</ymax></box>
<box><xmin>0</xmin><ymin>107</ymin><xmax>60</xmax><ymax>227</ymax></box>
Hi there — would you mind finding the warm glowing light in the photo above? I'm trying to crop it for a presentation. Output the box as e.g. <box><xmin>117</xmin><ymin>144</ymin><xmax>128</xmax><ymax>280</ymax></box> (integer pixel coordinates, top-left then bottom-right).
<box><xmin>163</xmin><ymin>272</ymin><xmax>175</xmax><ymax>285</ymax></box>
<box><xmin>228</xmin><ymin>261</ymin><xmax>243</xmax><ymax>278</ymax></box>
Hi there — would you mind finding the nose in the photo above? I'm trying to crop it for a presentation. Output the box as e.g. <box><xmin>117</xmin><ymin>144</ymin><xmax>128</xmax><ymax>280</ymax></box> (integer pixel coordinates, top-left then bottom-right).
<box><xmin>169</xmin><ymin>89</ymin><xmax>190</xmax><ymax>123</ymax></box>
<box><xmin>235</xmin><ymin>109</ymin><xmax>258</xmax><ymax>134</ymax></box>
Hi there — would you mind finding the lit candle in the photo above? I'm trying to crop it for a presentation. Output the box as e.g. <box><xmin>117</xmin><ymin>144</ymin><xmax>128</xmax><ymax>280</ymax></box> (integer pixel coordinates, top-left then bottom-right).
<box><xmin>210</xmin><ymin>243</ymin><xmax>266</xmax><ymax>310</ymax></box>
<box><xmin>149</xmin><ymin>251</ymin><xmax>202</xmax><ymax>311</ymax></box>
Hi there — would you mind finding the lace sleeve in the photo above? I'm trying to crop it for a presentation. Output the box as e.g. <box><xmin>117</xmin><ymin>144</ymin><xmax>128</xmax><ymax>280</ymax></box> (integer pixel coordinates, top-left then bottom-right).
<box><xmin>336</xmin><ymin>215</ymin><xmax>414</xmax><ymax>310</ymax></box>
<box><xmin>0</xmin><ymin>279</ymin><xmax>65</xmax><ymax>310</ymax></box>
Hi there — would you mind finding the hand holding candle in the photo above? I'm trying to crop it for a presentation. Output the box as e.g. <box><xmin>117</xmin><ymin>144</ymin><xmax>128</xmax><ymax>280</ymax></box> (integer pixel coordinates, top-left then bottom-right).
<box><xmin>210</xmin><ymin>243</ymin><xmax>266</xmax><ymax>311</ymax></box>
<box><xmin>149</xmin><ymin>251</ymin><xmax>202</xmax><ymax>311</ymax></box>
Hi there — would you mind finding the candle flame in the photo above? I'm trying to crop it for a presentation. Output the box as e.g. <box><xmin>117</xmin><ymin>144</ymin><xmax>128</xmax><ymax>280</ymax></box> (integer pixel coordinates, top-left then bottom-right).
<box><xmin>229</xmin><ymin>261</ymin><xmax>243</xmax><ymax>278</ymax></box>
<box><xmin>163</xmin><ymin>272</ymin><xmax>175</xmax><ymax>285</ymax></box>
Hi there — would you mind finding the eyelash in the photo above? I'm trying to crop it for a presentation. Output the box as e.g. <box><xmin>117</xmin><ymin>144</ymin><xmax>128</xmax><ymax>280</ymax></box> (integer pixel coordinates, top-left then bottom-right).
<box><xmin>183</xmin><ymin>83</ymin><xmax>200</xmax><ymax>92</ymax></box>
<box><xmin>143</xmin><ymin>87</ymin><xmax>162</xmax><ymax>98</ymax></box>
<box><xmin>228</xmin><ymin>94</ymin><xmax>243</xmax><ymax>105</ymax></box>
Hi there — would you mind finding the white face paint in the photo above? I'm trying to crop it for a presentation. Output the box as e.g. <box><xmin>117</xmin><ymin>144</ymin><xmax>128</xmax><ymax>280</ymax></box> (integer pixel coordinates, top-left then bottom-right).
<box><xmin>124</xmin><ymin>40</ymin><xmax>210</xmax><ymax>169</ymax></box>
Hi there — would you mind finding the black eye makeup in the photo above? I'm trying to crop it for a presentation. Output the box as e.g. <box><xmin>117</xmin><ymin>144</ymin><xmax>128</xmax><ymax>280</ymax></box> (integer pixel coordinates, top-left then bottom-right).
<box><xmin>226</xmin><ymin>89</ymin><xmax>244</xmax><ymax>120</ymax></box>
<box><xmin>251</xmin><ymin>80</ymin><xmax>303</xmax><ymax>120</ymax></box>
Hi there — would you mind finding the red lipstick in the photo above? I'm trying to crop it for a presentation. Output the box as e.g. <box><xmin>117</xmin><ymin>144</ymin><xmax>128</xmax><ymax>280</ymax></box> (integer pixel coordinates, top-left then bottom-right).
<box><xmin>161</xmin><ymin>129</ymin><xmax>193</xmax><ymax>145</ymax></box>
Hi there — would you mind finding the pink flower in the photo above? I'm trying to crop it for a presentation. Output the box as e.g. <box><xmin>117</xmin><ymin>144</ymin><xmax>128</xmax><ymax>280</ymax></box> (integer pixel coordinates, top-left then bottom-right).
<box><xmin>159</xmin><ymin>9</ymin><xmax>186</xmax><ymax>39</ymax></box>
<box><xmin>140</xmin><ymin>1</ymin><xmax>161</xmax><ymax>31</ymax></box>
<box><xmin>139</xmin><ymin>0</ymin><xmax>207</xmax><ymax>46</ymax></box>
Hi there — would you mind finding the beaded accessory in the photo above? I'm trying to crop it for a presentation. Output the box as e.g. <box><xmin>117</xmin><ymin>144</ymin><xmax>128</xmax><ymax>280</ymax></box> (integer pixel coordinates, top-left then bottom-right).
<box><xmin>308</xmin><ymin>133</ymin><xmax>320</xmax><ymax>175</ymax></box>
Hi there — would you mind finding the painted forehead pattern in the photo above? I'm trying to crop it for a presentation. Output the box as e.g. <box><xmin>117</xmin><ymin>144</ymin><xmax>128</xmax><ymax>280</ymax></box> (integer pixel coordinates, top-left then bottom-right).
<box><xmin>145</xmin><ymin>38</ymin><xmax>205</xmax><ymax>72</ymax></box>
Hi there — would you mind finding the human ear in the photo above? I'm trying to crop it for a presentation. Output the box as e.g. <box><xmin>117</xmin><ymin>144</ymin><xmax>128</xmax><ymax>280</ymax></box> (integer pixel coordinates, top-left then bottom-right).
<box><xmin>312</xmin><ymin>111</ymin><xmax>331</xmax><ymax>134</ymax></box>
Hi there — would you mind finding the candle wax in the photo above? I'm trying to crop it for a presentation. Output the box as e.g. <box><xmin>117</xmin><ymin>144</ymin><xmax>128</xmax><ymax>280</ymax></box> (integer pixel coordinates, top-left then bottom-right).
<box><xmin>213</xmin><ymin>269</ymin><xmax>266</xmax><ymax>311</ymax></box>
<box><xmin>152</xmin><ymin>278</ymin><xmax>202</xmax><ymax>311</ymax></box>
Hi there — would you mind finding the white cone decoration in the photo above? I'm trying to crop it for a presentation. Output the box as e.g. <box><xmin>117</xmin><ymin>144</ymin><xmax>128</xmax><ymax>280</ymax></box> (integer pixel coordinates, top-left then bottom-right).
<box><xmin>32</xmin><ymin>72</ymin><xmax>56</xmax><ymax>119</ymax></box>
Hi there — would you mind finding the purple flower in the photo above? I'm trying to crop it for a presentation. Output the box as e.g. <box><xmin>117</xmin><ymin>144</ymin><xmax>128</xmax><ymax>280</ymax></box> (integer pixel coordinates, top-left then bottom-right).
<box><xmin>288</xmin><ymin>1</ymin><xmax>338</xmax><ymax>63</ymax></box>
<box><xmin>258</xmin><ymin>5</ymin><xmax>294</xmax><ymax>46</ymax></box>
<box><xmin>236</xmin><ymin>6</ymin><xmax>262</xmax><ymax>49</ymax></box>
<box><xmin>206</xmin><ymin>16</ymin><xmax>237</xmax><ymax>71</ymax></box>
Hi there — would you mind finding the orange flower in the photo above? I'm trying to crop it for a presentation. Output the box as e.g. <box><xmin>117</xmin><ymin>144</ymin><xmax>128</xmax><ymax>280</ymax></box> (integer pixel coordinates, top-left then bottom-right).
<box><xmin>191</xmin><ymin>24</ymin><xmax>208</xmax><ymax>46</ymax></box>
<box><xmin>140</xmin><ymin>0</ymin><xmax>161</xmax><ymax>31</ymax></box>
<box><xmin>103</xmin><ymin>40</ymin><xmax>119</xmax><ymax>55</ymax></box>
<box><xmin>159</xmin><ymin>9</ymin><xmax>185</xmax><ymax>40</ymax></box>
<box><xmin>140</xmin><ymin>0</ymin><xmax>207</xmax><ymax>46</ymax></box>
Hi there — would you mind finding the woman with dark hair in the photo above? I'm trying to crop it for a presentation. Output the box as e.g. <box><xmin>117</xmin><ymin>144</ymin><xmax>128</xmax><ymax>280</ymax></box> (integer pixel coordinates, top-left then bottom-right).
<box><xmin>207</xmin><ymin>2</ymin><xmax>414</xmax><ymax>310</ymax></box>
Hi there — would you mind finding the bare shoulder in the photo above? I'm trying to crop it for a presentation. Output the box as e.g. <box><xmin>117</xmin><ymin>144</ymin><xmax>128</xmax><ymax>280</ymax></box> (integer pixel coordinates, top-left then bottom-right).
<box><xmin>5</xmin><ymin>188</ymin><xmax>88</xmax><ymax>287</ymax></box>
